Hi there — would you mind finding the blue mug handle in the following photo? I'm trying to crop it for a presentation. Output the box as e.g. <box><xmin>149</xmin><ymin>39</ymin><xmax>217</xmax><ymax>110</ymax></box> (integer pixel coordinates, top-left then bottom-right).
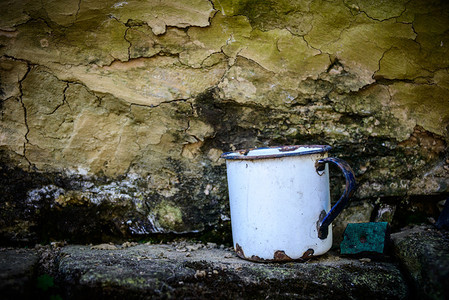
<box><xmin>315</xmin><ymin>157</ymin><xmax>357</xmax><ymax>239</ymax></box>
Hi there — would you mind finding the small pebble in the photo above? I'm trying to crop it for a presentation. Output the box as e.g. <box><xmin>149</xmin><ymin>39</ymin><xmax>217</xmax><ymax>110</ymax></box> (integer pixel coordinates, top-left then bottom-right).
<box><xmin>194</xmin><ymin>270</ymin><xmax>207</xmax><ymax>279</ymax></box>
<box><xmin>359</xmin><ymin>258</ymin><xmax>371</xmax><ymax>263</ymax></box>
<box><xmin>186</xmin><ymin>245</ymin><xmax>200</xmax><ymax>251</ymax></box>
<box><xmin>91</xmin><ymin>243</ymin><xmax>118</xmax><ymax>250</ymax></box>
<box><xmin>50</xmin><ymin>241</ymin><xmax>66</xmax><ymax>248</ymax></box>
<box><xmin>207</xmin><ymin>242</ymin><xmax>217</xmax><ymax>248</ymax></box>
<box><xmin>122</xmin><ymin>241</ymin><xmax>138</xmax><ymax>248</ymax></box>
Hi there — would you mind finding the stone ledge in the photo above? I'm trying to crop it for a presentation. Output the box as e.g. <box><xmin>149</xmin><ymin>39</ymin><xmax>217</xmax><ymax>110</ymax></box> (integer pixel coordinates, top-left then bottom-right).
<box><xmin>391</xmin><ymin>225</ymin><xmax>449</xmax><ymax>300</ymax></box>
<box><xmin>0</xmin><ymin>248</ymin><xmax>39</xmax><ymax>299</ymax></box>
<box><xmin>1</xmin><ymin>243</ymin><xmax>408</xmax><ymax>299</ymax></box>
<box><xmin>6</xmin><ymin>224</ymin><xmax>448</xmax><ymax>299</ymax></box>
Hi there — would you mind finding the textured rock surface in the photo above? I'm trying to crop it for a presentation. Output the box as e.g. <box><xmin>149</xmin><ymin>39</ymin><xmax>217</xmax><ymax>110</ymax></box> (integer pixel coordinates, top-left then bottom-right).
<box><xmin>0</xmin><ymin>243</ymin><xmax>410</xmax><ymax>299</ymax></box>
<box><xmin>1</xmin><ymin>0</ymin><xmax>449</xmax><ymax>243</ymax></box>
<box><xmin>56</xmin><ymin>244</ymin><xmax>408</xmax><ymax>299</ymax></box>
<box><xmin>391</xmin><ymin>225</ymin><xmax>449</xmax><ymax>300</ymax></box>
<box><xmin>0</xmin><ymin>248</ymin><xmax>39</xmax><ymax>299</ymax></box>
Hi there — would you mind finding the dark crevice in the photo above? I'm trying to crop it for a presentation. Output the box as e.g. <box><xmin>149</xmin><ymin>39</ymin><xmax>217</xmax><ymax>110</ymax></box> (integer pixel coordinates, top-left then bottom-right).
<box><xmin>373</xmin><ymin>47</ymin><xmax>393</xmax><ymax>79</ymax></box>
<box><xmin>17</xmin><ymin>65</ymin><xmax>32</xmax><ymax>167</ymax></box>
<box><xmin>62</xmin><ymin>83</ymin><xmax>72</xmax><ymax>110</ymax></box>
<box><xmin>75</xmin><ymin>0</ymin><xmax>82</xmax><ymax>22</ymax></box>
<box><xmin>130</xmin><ymin>97</ymin><xmax>190</xmax><ymax>109</ymax></box>
<box><xmin>373</xmin><ymin>77</ymin><xmax>416</xmax><ymax>85</ymax></box>
<box><xmin>46</xmin><ymin>82</ymin><xmax>70</xmax><ymax>115</ymax></box>
<box><xmin>124</xmin><ymin>27</ymin><xmax>132</xmax><ymax>60</ymax></box>
<box><xmin>326</xmin><ymin>58</ymin><xmax>343</xmax><ymax>73</ymax></box>
<box><xmin>358</xmin><ymin>10</ymin><xmax>405</xmax><ymax>23</ymax></box>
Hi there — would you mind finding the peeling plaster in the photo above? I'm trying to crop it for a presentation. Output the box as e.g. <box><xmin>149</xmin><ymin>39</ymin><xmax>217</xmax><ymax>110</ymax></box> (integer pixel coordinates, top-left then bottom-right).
<box><xmin>1</xmin><ymin>0</ymin><xmax>449</xmax><ymax>241</ymax></box>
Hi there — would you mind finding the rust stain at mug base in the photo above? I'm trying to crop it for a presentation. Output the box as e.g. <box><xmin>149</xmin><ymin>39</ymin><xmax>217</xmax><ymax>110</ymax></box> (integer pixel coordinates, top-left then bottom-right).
<box><xmin>235</xmin><ymin>243</ymin><xmax>245</xmax><ymax>258</ymax></box>
<box><xmin>235</xmin><ymin>243</ymin><xmax>315</xmax><ymax>263</ymax></box>
<box><xmin>300</xmin><ymin>248</ymin><xmax>315</xmax><ymax>260</ymax></box>
<box><xmin>273</xmin><ymin>250</ymin><xmax>292</xmax><ymax>261</ymax></box>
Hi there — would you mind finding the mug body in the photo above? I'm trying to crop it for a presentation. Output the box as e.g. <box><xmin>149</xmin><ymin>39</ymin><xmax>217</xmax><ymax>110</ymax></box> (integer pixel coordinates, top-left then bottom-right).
<box><xmin>222</xmin><ymin>145</ymin><xmax>332</xmax><ymax>262</ymax></box>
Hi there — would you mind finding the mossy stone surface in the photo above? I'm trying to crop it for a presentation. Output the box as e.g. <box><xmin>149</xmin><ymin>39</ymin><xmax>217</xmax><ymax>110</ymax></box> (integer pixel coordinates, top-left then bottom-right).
<box><xmin>391</xmin><ymin>225</ymin><xmax>449</xmax><ymax>300</ymax></box>
<box><xmin>54</xmin><ymin>244</ymin><xmax>408</xmax><ymax>299</ymax></box>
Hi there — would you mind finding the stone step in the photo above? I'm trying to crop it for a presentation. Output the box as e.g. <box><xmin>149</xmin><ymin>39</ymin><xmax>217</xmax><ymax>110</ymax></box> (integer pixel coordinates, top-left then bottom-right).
<box><xmin>1</xmin><ymin>243</ymin><xmax>408</xmax><ymax>299</ymax></box>
<box><xmin>0</xmin><ymin>248</ymin><xmax>39</xmax><ymax>299</ymax></box>
<box><xmin>391</xmin><ymin>225</ymin><xmax>449</xmax><ymax>300</ymax></box>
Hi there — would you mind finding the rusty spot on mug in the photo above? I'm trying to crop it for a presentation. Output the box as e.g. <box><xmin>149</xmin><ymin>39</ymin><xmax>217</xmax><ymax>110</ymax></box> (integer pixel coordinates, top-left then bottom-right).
<box><xmin>238</xmin><ymin>149</ymin><xmax>250</xmax><ymax>155</ymax></box>
<box><xmin>234</xmin><ymin>244</ymin><xmax>314</xmax><ymax>262</ymax></box>
<box><xmin>235</xmin><ymin>243</ymin><xmax>245</xmax><ymax>258</ymax></box>
<box><xmin>235</xmin><ymin>244</ymin><xmax>267</xmax><ymax>262</ymax></box>
<box><xmin>273</xmin><ymin>250</ymin><xmax>292</xmax><ymax>261</ymax></box>
<box><xmin>300</xmin><ymin>248</ymin><xmax>314</xmax><ymax>260</ymax></box>
<box><xmin>278</xmin><ymin>145</ymin><xmax>301</xmax><ymax>152</ymax></box>
<box><xmin>250</xmin><ymin>255</ymin><xmax>264</xmax><ymax>261</ymax></box>
<box><xmin>316</xmin><ymin>210</ymin><xmax>327</xmax><ymax>233</ymax></box>
<box><xmin>315</xmin><ymin>160</ymin><xmax>326</xmax><ymax>176</ymax></box>
<box><xmin>222</xmin><ymin>145</ymin><xmax>332</xmax><ymax>160</ymax></box>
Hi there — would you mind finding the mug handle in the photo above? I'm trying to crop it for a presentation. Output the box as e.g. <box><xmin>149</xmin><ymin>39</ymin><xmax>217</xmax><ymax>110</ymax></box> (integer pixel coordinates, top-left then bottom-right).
<box><xmin>315</xmin><ymin>157</ymin><xmax>357</xmax><ymax>239</ymax></box>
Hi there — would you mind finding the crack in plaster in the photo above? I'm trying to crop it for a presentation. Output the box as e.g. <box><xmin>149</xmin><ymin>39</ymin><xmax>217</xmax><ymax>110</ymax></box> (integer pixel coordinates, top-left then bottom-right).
<box><xmin>62</xmin><ymin>83</ymin><xmax>72</xmax><ymax>110</ymax></box>
<box><xmin>373</xmin><ymin>47</ymin><xmax>393</xmax><ymax>80</ymax></box>
<box><xmin>129</xmin><ymin>97</ymin><xmax>191</xmax><ymax>110</ymax></box>
<box><xmin>343</xmin><ymin>0</ymin><xmax>410</xmax><ymax>22</ymax></box>
<box><xmin>303</xmin><ymin>11</ymin><xmax>357</xmax><ymax>51</ymax></box>
<box><xmin>17</xmin><ymin>64</ymin><xmax>32</xmax><ymax>167</ymax></box>
<box><xmin>4</xmin><ymin>4</ymin><xmax>447</xmax><ymax>124</ymax></box>
<box><xmin>75</xmin><ymin>0</ymin><xmax>82</xmax><ymax>22</ymax></box>
<box><xmin>207</xmin><ymin>1</ymin><xmax>218</xmax><ymax>24</ymax></box>
<box><xmin>46</xmin><ymin>82</ymin><xmax>71</xmax><ymax>115</ymax></box>
<box><xmin>124</xmin><ymin>27</ymin><xmax>132</xmax><ymax>60</ymax></box>
<box><xmin>374</xmin><ymin>45</ymin><xmax>446</xmax><ymax>84</ymax></box>
<box><xmin>213</xmin><ymin>0</ymin><xmax>226</xmax><ymax>16</ymax></box>
<box><xmin>357</xmin><ymin>9</ymin><xmax>405</xmax><ymax>23</ymax></box>
<box><xmin>399</xmin><ymin>0</ymin><xmax>413</xmax><ymax>20</ymax></box>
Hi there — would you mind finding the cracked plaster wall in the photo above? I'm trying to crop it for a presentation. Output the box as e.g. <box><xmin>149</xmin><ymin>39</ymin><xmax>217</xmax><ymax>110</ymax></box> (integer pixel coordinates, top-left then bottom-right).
<box><xmin>0</xmin><ymin>0</ymin><xmax>448</xmax><ymax>243</ymax></box>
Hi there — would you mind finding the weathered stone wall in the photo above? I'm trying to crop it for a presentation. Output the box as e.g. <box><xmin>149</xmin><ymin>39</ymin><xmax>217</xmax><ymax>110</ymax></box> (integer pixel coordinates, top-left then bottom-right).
<box><xmin>1</xmin><ymin>0</ymin><xmax>448</xmax><ymax>244</ymax></box>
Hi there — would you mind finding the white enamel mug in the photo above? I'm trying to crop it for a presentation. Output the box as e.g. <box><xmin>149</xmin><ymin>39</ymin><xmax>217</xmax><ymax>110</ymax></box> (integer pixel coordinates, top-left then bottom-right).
<box><xmin>221</xmin><ymin>145</ymin><xmax>356</xmax><ymax>262</ymax></box>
